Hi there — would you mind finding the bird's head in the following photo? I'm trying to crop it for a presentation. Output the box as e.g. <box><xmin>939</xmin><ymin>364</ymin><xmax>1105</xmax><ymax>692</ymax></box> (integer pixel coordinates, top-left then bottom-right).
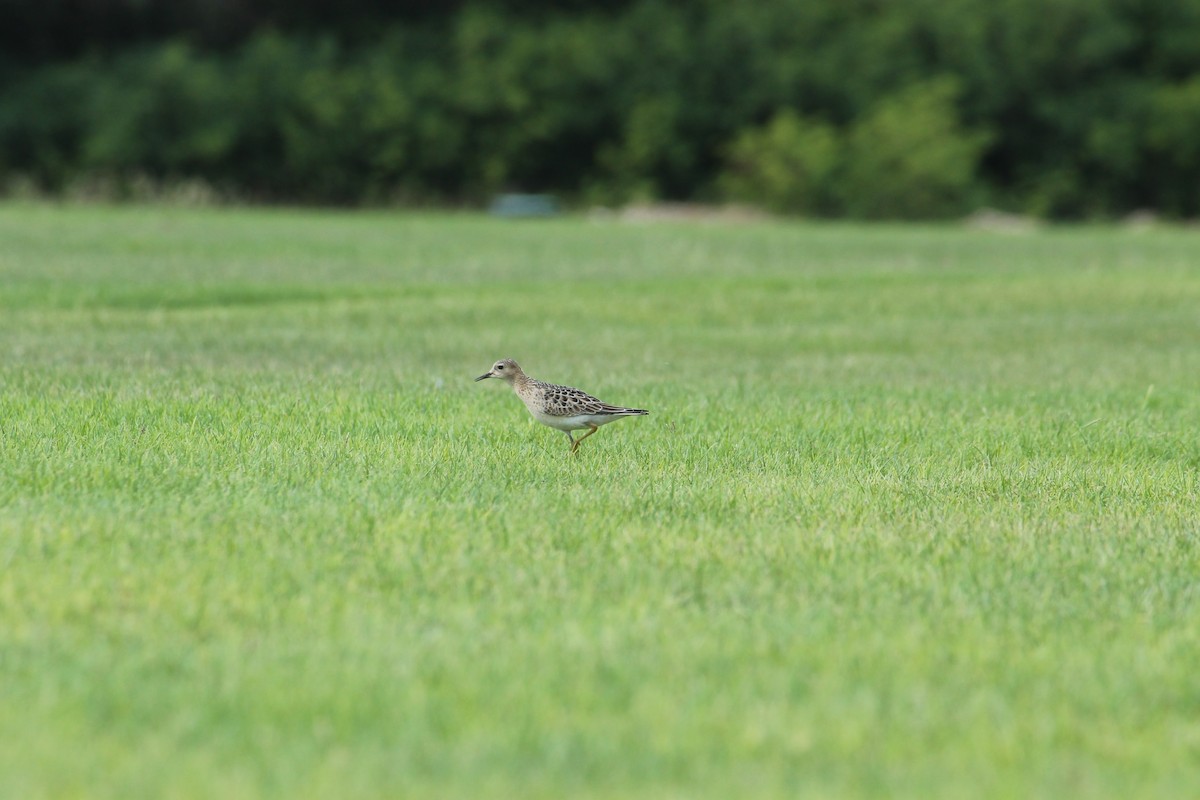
<box><xmin>475</xmin><ymin>358</ymin><xmax>523</xmax><ymax>383</ymax></box>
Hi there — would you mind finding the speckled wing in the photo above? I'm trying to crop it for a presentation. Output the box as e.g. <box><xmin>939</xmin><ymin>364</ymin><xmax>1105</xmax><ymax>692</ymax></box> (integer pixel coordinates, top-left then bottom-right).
<box><xmin>537</xmin><ymin>382</ymin><xmax>647</xmax><ymax>417</ymax></box>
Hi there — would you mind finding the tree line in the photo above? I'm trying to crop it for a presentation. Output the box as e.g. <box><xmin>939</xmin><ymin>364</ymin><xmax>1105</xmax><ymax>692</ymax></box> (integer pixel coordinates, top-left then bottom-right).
<box><xmin>2</xmin><ymin>0</ymin><xmax>1199</xmax><ymax>217</ymax></box>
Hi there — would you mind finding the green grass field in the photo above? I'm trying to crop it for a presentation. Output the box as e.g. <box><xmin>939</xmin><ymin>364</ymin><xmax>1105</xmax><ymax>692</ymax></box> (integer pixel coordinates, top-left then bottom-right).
<box><xmin>2</xmin><ymin>204</ymin><xmax>1198</xmax><ymax>798</ymax></box>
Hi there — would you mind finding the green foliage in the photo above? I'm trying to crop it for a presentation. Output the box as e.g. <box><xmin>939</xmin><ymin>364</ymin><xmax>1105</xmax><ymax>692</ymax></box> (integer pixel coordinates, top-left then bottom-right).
<box><xmin>4</xmin><ymin>206</ymin><xmax>1200</xmax><ymax>796</ymax></box>
<box><xmin>595</xmin><ymin>96</ymin><xmax>688</xmax><ymax>203</ymax></box>
<box><xmin>839</xmin><ymin>79</ymin><xmax>990</xmax><ymax>220</ymax></box>
<box><xmin>83</xmin><ymin>44</ymin><xmax>236</xmax><ymax>176</ymax></box>
<box><xmin>718</xmin><ymin>81</ymin><xmax>988</xmax><ymax>219</ymax></box>
<box><xmin>0</xmin><ymin>62</ymin><xmax>96</xmax><ymax>189</ymax></box>
<box><xmin>1147</xmin><ymin>77</ymin><xmax>1200</xmax><ymax>216</ymax></box>
<box><xmin>2</xmin><ymin>0</ymin><xmax>1200</xmax><ymax>215</ymax></box>
<box><xmin>719</xmin><ymin>111</ymin><xmax>841</xmax><ymax>215</ymax></box>
<box><xmin>279</xmin><ymin>46</ymin><xmax>418</xmax><ymax>202</ymax></box>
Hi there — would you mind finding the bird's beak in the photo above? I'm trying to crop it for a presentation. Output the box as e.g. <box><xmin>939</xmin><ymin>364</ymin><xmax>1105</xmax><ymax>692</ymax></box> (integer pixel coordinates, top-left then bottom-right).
<box><xmin>475</xmin><ymin>371</ymin><xmax>494</xmax><ymax>382</ymax></box>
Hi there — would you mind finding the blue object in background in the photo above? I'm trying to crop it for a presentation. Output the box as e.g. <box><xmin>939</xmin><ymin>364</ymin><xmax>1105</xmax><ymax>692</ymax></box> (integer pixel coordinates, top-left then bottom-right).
<box><xmin>489</xmin><ymin>194</ymin><xmax>560</xmax><ymax>218</ymax></box>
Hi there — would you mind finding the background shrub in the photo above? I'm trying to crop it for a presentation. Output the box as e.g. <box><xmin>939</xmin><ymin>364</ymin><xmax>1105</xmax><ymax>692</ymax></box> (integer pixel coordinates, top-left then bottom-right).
<box><xmin>719</xmin><ymin>112</ymin><xmax>841</xmax><ymax>216</ymax></box>
<box><xmin>1147</xmin><ymin>77</ymin><xmax>1200</xmax><ymax>217</ymax></box>
<box><xmin>837</xmin><ymin>79</ymin><xmax>990</xmax><ymax>220</ymax></box>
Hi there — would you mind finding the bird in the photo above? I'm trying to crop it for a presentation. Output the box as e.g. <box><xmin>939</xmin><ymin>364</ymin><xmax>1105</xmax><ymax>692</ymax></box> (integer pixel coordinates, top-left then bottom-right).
<box><xmin>475</xmin><ymin>358</ymin><xmax>649</xmax><ymax>453</ymax></box>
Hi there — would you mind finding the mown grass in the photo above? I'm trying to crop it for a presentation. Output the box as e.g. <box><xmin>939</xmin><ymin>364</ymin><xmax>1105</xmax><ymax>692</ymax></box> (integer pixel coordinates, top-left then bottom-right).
<box><xmin>1</xmin><ymin>204</ymin><xmax>1199</xmax><ymax>798</ymax></box>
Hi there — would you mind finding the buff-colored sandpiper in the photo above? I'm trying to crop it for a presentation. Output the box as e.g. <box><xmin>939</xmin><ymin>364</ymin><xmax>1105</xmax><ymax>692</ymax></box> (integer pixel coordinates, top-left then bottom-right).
<box><xmin>475</xmin><ymin>359</ymin><xmax>648</xmax><ymax>452</ymax></box>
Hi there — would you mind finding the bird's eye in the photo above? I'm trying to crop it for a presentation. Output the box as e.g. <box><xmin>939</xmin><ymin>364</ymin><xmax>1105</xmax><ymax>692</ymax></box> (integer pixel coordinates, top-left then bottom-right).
<box><xmin>496</xmin><ymin>364</ymin><xmax>505</xmax><ymax>370</ymax></box>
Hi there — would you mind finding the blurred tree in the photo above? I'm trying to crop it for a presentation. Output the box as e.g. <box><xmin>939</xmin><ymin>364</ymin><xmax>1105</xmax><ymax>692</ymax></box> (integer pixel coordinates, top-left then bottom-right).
<box><xmin>1147</xmin><ymin>77</ymin><xmax>1200</xmax><ymax>216</ymax></box>
<box><xmin>719</xmin><ymin>112</ymin><xmax>841</xmax><ymax>216</ymax></box>
<box><xmin>0</xmin><ymin>0</ymin><xmax>648</xmax><ymax>61</ymax></box>
<box><xmin>1</xmin><ymin>0</ymin><xmax>1199</xmax><ymax>215</ymax></box>
<box><xmin>839</xmin><ymin>78</ymin><xmax>990</xmax><ymax>219</ymax></box>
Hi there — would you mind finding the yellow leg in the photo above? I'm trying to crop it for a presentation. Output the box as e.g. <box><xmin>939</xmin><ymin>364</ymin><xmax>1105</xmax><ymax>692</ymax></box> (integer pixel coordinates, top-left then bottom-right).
<box><xmin>570</xmin><ymin>423</ymin><xmax>600</xmax><ymax>453</ymax></box>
